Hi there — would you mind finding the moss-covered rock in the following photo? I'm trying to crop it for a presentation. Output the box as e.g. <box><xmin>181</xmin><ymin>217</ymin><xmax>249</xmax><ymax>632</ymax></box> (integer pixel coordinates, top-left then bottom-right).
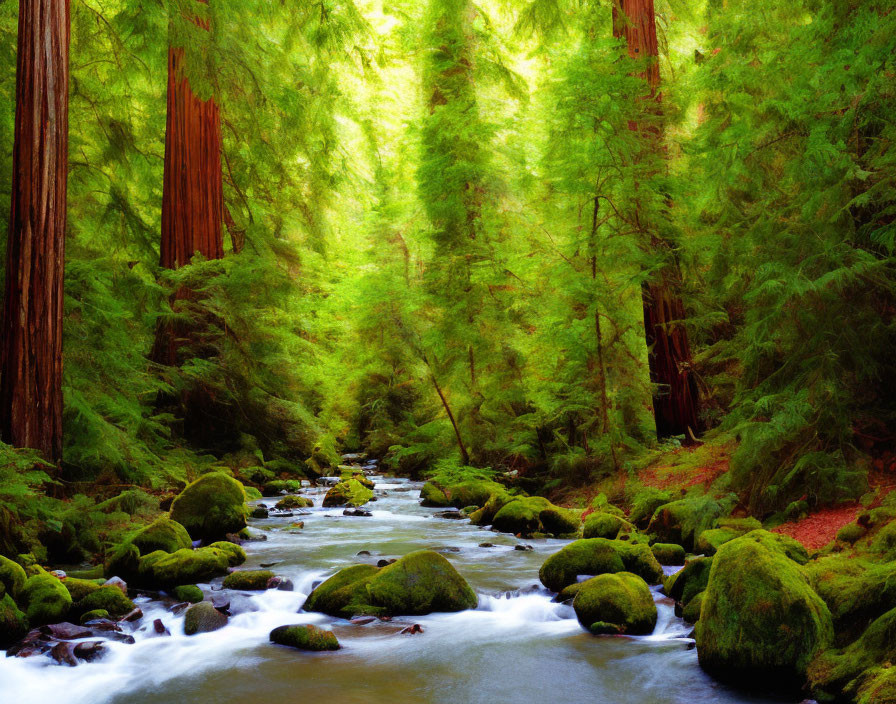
<box><xmin>836</xmin><ymin>522</ymin><xmax>867</xmax><ymax>544</ymax></box>
<box><xmin>573</xmin><ymin>572</ymin><xmax>657</xmax><ymax>636</ymax></box>
<box><xmin>21</xmin><ymin>572</ymin><xmax>72</xmax><ymax>626</ymax></box>
<box><xmin>683</xmin><ymin>590</ymin><xmax>704</xmax><ymax>623</ymax></box>
<box><xmin>62</xmin><ymin>577</ymin><xmax>103</xmax><ymax>602</ymax></box>
<box><xmin>270</xmin><ymin>624</ymin><xmax>340</xmax><ymax>651</ymax></box>
<box><xmin>105</xmin><ymin>542</ymin><xmax>141</xmax><ymax>581</ymax></box>
<box><xmin>304</xmin><ymin>550</ymin><xmax>477</xmax><ymax>618</ymax></box>
<box><xmin>420</xmin><ymin>482</ymin><xmax>450</xmax><ymax>507</ymax></box>
<box><xmin>539</xmin><ymin>538</ymin><xmax>664</xmax><ymax>592</ymax></box>
<box><xmin>696</xmin><ymin>530</ymin><xmax>833</xmax><ymax>689</ymax></box>
<box><xmin>223</xmin><ymin>570</ymin><xmax>274</xmax><ymax>590</ymax></box>
<box><xmin>422</xmin><ymin>479</ymin><xmax>508</xmax><ymax>513</ymax></box>
<box><xmin>80</xmin><ymin>608</ymin><xmax>109</xmax><ymax>624</ymax></box>
<box><xmin>340</xmin><ymin>472</ymin><xmax>374</xmax><ymax>490</ymax></box>
<box><xmin>694</xmin><ymin>518</ymin><xmax>761</xmax><ymax>556</ymax></box>
<box><xmin>627</xmin><ymin>487</ymin><xmax>673</xmax><ymax>527</ymax></box>
<box><xmin>469</xmin><ymin>489</ymin><xmax>514</xmax><ymax>526</ymax></box>
<box><xmin>172</xmin><ymin>585</ymin><xmax>204</xmax><ymax>603</ymax></box>
<box><xmin>76</xmin><ymin>586</ymin><xmax>135</xmax><ymax>618</ymax></box>
<box><xmin>131</xmin><ymin>516</ymin><xmax>193</xmax><ymax>555</ymax></box>
<box><xmin>492</xmin><ymin>497</ymin><xmax>580</xmax><ymax>537</ymax></box>
<box><xmin>275</xmin><ymin>496</ymin><xmax>314</xmax><ymax>510</ymax></box>
<box><xmin>322</xmin><ymin>479</ymin><xmax>374</xmax><ymax>508</ymax></box>
<box><xmin>262</xmin><ymin>479</ymin><xmax>302</xmax><ymax>497</ymax></box>
<box><xmin>651</xmin><ymin>543</ymin><xmax>686</xmax><ymax>566</ymax></box>
<box><xmin>148</xmin><ymin>547</ymin><xmax>232</xmax><ymax>587</ymax></box>
<box><xmin>0</xmin><ymin>593</ymin><xmax>28</xmax><ymax>647</ymax></box>
<box><xmin>583</xmin><ymin>512</ymin><xmax>632</xmax><ymax>540</ymax></box>
<box><xmin>169</xmin><ymin>472</ymin><xmax>248</xmax><ymax>542</ymax></box>
<box><xmin>0</xmin><ymin>555</ymin><xmax>26</xmax><ymax>600</ymax></box>
<box><xmin>648</xmin><ymin>496</ymin><xmax>726</xmax><ymax>551</ymax></box>
<box><xmin>207</xmin><ymin>541</ymin><xmax>247</xmax><ymax>567</ymax></box>
<box><xmin>184</xmin><ymin>601</ymin><xmax>228</xmax><ymax>635</ymax></box>
<box><xmin>665</xmin><ymin>556</ymin><xmax>713</xmax><ymax>607</ymax></box>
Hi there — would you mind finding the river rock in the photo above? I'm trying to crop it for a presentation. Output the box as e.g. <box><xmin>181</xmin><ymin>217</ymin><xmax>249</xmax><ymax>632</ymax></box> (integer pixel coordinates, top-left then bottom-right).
<box><xmin>0</xmin><ymin>593</ymin><xmax>29</xmax><ymax>647</ymax></box>
<box><xmin>400</xmin><ymin>624</ymin><xmax>424</xmax><ymax>635</ymax></box>
<box><xmin>514</xmin><ymin>544</ymin><xmax>533</xmax><ymax>552</ymax></box>
<box><xmin>434</xmin><ymin>510</ymin><xmax>465</xmax><ymax>520</ymax></box>
<box><xmin>270</xmin><ymin>624</ymin><xmax>339</xmax><ymax>651</ymax></box>
<box><xmin>583</xmin><ymin>512</ymin><xmax>633</xmax><ymax>540</ymax></box>
<box><xmin>222</xmin><ymin>570</ymin><xmax>275</xmax><ymax>590</ymax></box>
<box><xmin>539</xmin><ymin>538</ymin><xmax>664</xmax><ymax>592</ymax></box>
<box><xmin>267</xmin><ymin>576</ymin><xmax>294</xmax><ymax>591</ymax></box>
<box><xmin>343</xmin><ymin>508</ymin><xmax>372</xmax><ymax>517</ymax></box>
<box><xmin>251</xmin><ymin>506</ymin><xmax>270</xmax><ymax>519</ymax></box>
<box><xmin>21</xmin><ymin>573</ymin><xmax>72</xmax><ymax>626</ymax></box>
<box><xmin>184</xmin><ymin>601</ymin><xmax>228</xmax><ymax>635</ymax></box>
<box><xmin>324</xmin><ymin>479</ymin><xmax>374</xmax><ymax>508</ymax></box>
<box><xmin>275</xmin><ymin>496</ymin><xmax>314</xmax><ymax>510</ymax></box>
<box><xmin>650</xmin><ymin>543</ymin><xmax>686</xmax><ymax>566</ymax></box>
<box><xmin>50</xmin><ymin>641</ymin><xmax>80</xmax><ymax>666</ymax></box>
<box><xmin>647</xmin><ymin>497</ymin><xmax>727</xmax><ymax>552</ymax></box>
<box><xmin>39</xmin><ymin>622</ymin><xmax>92</xmax><ymax>640</ymax></box>
<box><xmin>573</xmin><ymin>572</ymin><xmax>658</xmax><ymax>636</ymax></box>
<box><xmin>169</xmin><ymin>472</ymin><xmax>248</xmax><ymax>542</ymax></box>
<box><xmin>103</xmin><ymin>576</ymin><xmax>128</xmax><ymax>595</ymax></box>
<box><xmin>76</xmin><ymin>586</ymin><xmax>136</xmax><ymax>619</ymax></box>
<box><xmin>304</xmin><ymin>550</ymin><xmax>478</xmax><ymax>618</ymax></box>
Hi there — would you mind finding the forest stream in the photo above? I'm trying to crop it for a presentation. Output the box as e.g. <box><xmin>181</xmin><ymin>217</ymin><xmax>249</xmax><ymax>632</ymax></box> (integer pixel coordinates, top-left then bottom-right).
<box><xmin>0</xmin><ymin>465</ymin><xmax>792</xmax><ymax>704</ymax></box>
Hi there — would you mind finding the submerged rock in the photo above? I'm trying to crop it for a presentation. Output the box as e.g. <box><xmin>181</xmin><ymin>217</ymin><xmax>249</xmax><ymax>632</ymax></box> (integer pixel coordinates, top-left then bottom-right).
<box><xmin>696</xmin><ymin>530</ymin><xmax>833</xmax><ymax>690</ymax></box>
<box><xmin>539</xmin><ymin>538</ymin><xmax>664</xmax><ymax>592</ymax></box>
<box><xmin>270</xmin><ymin>624</ymin><xmax>339</xmax><ymax>651</ymax></box>
<box><xmin>573</xmin><ymin>572</ymin><xmax>657</xmax><ymax>636</ymax></box>
<box><xmin>184</xmin><ymin>601</ymin><xmax>228</xmax><ymax>635</ymax></box>
<box><xmin>304</xmin><ymin>550</ymin><xmax>477</xmax><ymax>618</ymax></box>
<box><xmin>169</xmin><ymin>472</ymin><xmax>248</xmax><ymax>542</ymax></box>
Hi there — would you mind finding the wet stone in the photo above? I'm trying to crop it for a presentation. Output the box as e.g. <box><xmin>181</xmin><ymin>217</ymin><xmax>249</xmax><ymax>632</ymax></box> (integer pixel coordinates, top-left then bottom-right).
<box><xmin>73</xmin><ymin>641</ymin><xmax>106</xmax><ymax>662</ymax></box>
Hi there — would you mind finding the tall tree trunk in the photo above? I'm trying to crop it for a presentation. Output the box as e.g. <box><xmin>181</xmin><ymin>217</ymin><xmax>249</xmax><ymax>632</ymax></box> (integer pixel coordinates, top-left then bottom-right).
<box><xmin>152</xmin><ymin>0</ymin><xmax>224</xmax><ymax>368</ymax></box>
<box><xmin>0</xmin><ymin>0</ymin><xmax>70</xmax><ymax>463</ymax></box>
<box><xmin>613</xmin><ymin>0</ymin><xmax>702</xmax><ymax>444</ymax></box>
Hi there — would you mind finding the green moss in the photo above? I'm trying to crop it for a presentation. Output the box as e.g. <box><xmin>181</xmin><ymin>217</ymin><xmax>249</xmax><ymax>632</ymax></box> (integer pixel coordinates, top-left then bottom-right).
<box><xmin>270</xmin><ymin>624</ymin><xmax>340</xmax><ymax>651</ymax></box>
<box><xmin>322</xmin><ymin>479</ymin><xmax>374</xmax><ymax>508</ymax></box>
<box><xmin>131</xmin><ymin>517</ymin><xmax>193</xmax><ymax>555</ymax></box>
<box><xmin>583</xmin><ymin>512</ymin><xmax>632</xmax><ymax>540</ymax></box>
<box><xmin>105</xmin><ymin>542</ymin><xmax>141</xmax><ymax>581</ymax></box>
<box><xmin>573</xmin><ymin>572</ymin><xmax>657</xmax><ymax>635</ymax></box>
<box><xmin>469</xmin><ymin>489</ymin><xmax>514</xmax><ymax>526</ymax></box>
<box><xmin>0</xmin><ymin>555</ymin><xmax>27</xmax><ymax>600</ymax></box>
<box><xmin>77</xmin><ymin>586</ymin><xmax>135</xmax><ymax>618</ymax></box>
<box><xmin>304</xmin><ymin>551</ymin><xmax>477</xmax><ymax>618</ymax></box>
<box><xmin>302</xmin><ymin>564</ymin><xmax>380</xmax><ymax>617</ymax></box>
<box><xmin>855</xmin><ymin>666</ymin><xmax>896</xmax><ymax>704</ymax></box>
<box><xmin>184</xmin><ymin>601</ymin><xmax>227</xmax><ymax>635</ymax></box>
<box><xmin>244</xmin><ymin>486</ymin><xmax>263</xmax><ymax>501</ymax></box>
<box><xmin>420</xmin><ymin>482</ymin><xmax>451</xmax><ymax>507</ymax></box>
<box><xmin>207</xmin><ymin>541</ymin><xmax>247</xmax><ymax>567</ymax></box>
<box><xmin>339</xmin><ymin>472</ymin><xmax>374</xmax><ymax>489</ymax></box>
<box><xmin>263</xmin><ymin>480</ymin><xmax>302</xmax><ymax>496</ymax></box>
<box><xmin>836</xmin><ymin>522</ymin><xmax>867</xmax><ymax>544</ymax></box>
<box><xmin>665</xmin><ymin>556</ymin><xmax>713</xmax><ymax>607</ymax></box>
<box><xmin>223</xmin><ymin>570</ymin><xmax>275</xmax><ymax>590</ymax></box>
<box><xmin>148</xmin><ymin>547</ymin><xmax>232</xmax><ymax>587</ymax></box>
<box><xmin>275</xmin><ymin>496</ymin><xmax>314</xmax><ymax>510</ymax></box>
<box><xmin>683</xmin><ymin>590</ymin><xmax>705</xmax><ymax>623</ymax></box>
<box><xmin>21</xmin><ymin>573</ymin><xmax>72</xmax><ymax>626</ymax></box>
<box><xmin>492</xmin><ymin>497</ymin><xmax>580</xmax><ymax>537</ymax></box>
<box><xmin>539</xmin><ymin>538</ymin><xmax>664</xmax><ymax>592</ymax></box>
<box><xmin>0</xmin><ymin>593</ymin><xmax>28</xmax><ymax>647</ymax></box>
<box><xmin>169</xmin><ymin>472</ymin><xmax>248</xmax><ymax>542</ymax></box>
<box><xmin>627</xmin><ymin>487</ymin><xmax>673</xmax><ymax>527</ymax></box>
<box><xmin>172</xmin><ymin>585</ymin><xmax>204</xmax><ymax>603</ymax></box>
<box><xmin>651</xmin><ymin>543</ymin><xmax>686</xmax><ymax>566</ymax></box>
<box><xmin>696</xmin><ymin>530</ymin><xmax>833</xmax><ymax>689</ymax></box>
<box><xmin>67</xmin><ymin>566</ymin><xmax>105</xmax><ymax>580</ymax></box>
<box><xmin>648</xmin><ymin>496</ymin><xmax>727</xmax><ymax>551</ymax></box>
<box><xmin>62</xmin><ymin>577</ymin><xmax>103</xmax><ymax>602</ymax></box>
<box><xmin>80</xmin><ymin>609</ymin><xmax>109</xmax><ymax>623</ymax></box>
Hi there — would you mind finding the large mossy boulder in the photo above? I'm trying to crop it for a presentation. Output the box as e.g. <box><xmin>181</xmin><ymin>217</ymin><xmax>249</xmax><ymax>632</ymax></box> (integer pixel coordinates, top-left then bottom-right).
<box><xmin>695</xmin><ymin>517</ymin><xmax>762</xmax><ymax>556</ymax></box>
<box><xmin>539</xmin><ymin>538</ymin><xmax>664</xmax><ymax>592</ymax></box>
<box><xmin>304</xmin><ymin>550</ymin><xmax>477</xmax><ymax>618</ymax></box>
<box><xmin>0</xmin><ymin>593</ymin><xmax>28</xmax><ymax>647</ymax></box>
<box><xmin>492</xmin><ymin>497</ymin><xmax>579</xmax><ymax>537</ymax></box>
<box><xmin>695</xmin><ymin>530</ymin><xmax>833</xmax><ymax>690</ymax></box>
<box><xmin>21</xmin><ymin>572</ymin><xmax>72</xmax><ymax>626</ymax></box>
<box><xmin>573</xmin><ymin>572</ymin><xmax>657</xmax><ymax>636</ymax></box>
<box><xmin>647</xmin><ymin>496</ymin><xmax>726</xmax><ymax>551</ymax></box>
<box><xmin>322</xmin><ymin>479</ymin><xmax>374</xmax><ymax>508</ymax></box>
<box><xmin>270</xmin><ymin>624</ymin><xmax>339</xmax><ymax>651</ymax></box>
<box><xmin>184</xmin><ymin>601</ymin><xmax>228</xmax><ymax>635</ymax></box>
<box><xmin>583</xmin><ymin>512</ymin><xmax>632</xmax><ymax>540</ymax></box>
<box><xmin>169</xmin><ymin>472</ymin><xmax>248</xmax><ymax>542</ymax></box>
<box><xmin>0</xmin><ymin>555</ymin><xmax>26</xmax><ymax>600</ymax></box>
<box><xmin>131</xmin><ymin>516</ymin><xmax>193</xmax><ymax>555</ymax></box>
<box><xmin>147</xmin><ymin>547</ymin><xmax>233</xmax><ymax>587</ymax></box>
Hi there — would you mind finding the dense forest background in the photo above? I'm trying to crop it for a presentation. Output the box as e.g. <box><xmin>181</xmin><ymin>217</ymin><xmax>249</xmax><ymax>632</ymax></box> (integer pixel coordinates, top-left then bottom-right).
<box><xmin>1</xmin><ymin>0</ymin><xmax>895</xmax><ymax>559</ymax></box>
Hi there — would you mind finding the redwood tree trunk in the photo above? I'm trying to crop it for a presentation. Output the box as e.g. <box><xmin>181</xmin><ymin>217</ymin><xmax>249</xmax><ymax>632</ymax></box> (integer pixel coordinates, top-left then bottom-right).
<box><xmin>613</xmin><ymin>0</ymin><xmax>702</xmax><ymax>443</ymax></box>
<box><xmin>0</xmin><ymin>0</ymin><xmax>70</xmax><ymax>462</ymax></box>
<box><xmin>152</xmin><ymin>0</ymin><xmax>224</xmax><ymax>368</ymax></box>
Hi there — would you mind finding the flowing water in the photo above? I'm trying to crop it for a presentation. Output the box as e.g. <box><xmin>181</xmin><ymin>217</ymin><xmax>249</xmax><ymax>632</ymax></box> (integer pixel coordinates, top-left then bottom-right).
<box><xmin>0</xmin><ymin>471</ymin><xmax>792</xmax><ymax>704</ymax></box>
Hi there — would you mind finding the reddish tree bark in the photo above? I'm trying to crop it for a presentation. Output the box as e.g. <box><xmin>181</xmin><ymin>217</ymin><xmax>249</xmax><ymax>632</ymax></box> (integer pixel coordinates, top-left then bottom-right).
<box><xmin>613</xmin><ymin>0</ymin><xmax>702</xmax><ymax>443</ymax></box>
<box><xmin>0</xmin><ymin>0</ymin><xmax>70</xmax><ymax>462</ymax></box>
<box><xmin>152</xmin><ymin>0</ymin><xmax>224</xmax><ymax>368</ymax></box>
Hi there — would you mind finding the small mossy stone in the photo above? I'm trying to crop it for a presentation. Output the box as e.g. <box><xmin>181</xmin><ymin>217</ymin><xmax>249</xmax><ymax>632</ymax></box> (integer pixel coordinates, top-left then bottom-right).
<box><xmin>172</xmin><ymin>585</ymin><xmax>204</xmax><ymax>603</ymax></box>
<box><xmin>583</xmin><ymin>512</ymin><xmax>631</xmax><ymax>540</ymax></box>
<box><xmin>77</xmin><ymin>586</ymin><xmax>136</xmax><ymax>618</ymax></box>
<box><xmin>184</xmin><ymin>601</ymin><xmax>228</xmax><ymax>635</ymax></box>
<box><xmin>80</xmin><ymin>608</ymin><xmax>109</xmax><ymax>624</ymax></box>
<box><xmin>62</xmin><ymin>577</ymin><xmax>103</xmax><ymax>602</ymax></box>
<box><xmin>169</xmin><ymin>472</ymin><xmax>248</xmax><ymax>542</ymax></box>
<box><xmin>573</xmin><ymin>572</ymin><xmax>657</xmax><ymax>636</ymax></box>
<box><xmin>493</xmin><ymin>497</ymin><xmax>580</xmax><ymax>537</ymax></box>
<box><xmin>223</xmin><ymin>570</ymin><xmax>275</xmax><ymax>590</ymax></box>
<box><xmin>270</xmin><ymin>624</ymin><xmax>340</xmax><ymax>651</ymax></box>
<box><xmin>131</xmin><ymin>516</ymin><xmax>193</xmax><ymax>555</ymax></box>
<box><xmin>651</xmin><ymin>543</ymin><xmax>686</xmax><ymax>566</ymax></box>
<box><xmin>0</xmin><ymin>593</ymin><xmax>28</xmax><ymax>647</ymax></box>
<box><xmin>696</xmin><ymin>530</ymin><xmax>833</xmax><ymax>690</ymax></box>
<box><xmin>149</xmin><ymin>547</ymin><xmax>232</xmax><ymax>587</ymax></box>
<box><xmin>207</xmin><ymin>541</ymin><xmax>247</xmax><ymax>567</ymax></box>
<box><xmin>589</xmin><ymin>621</ymin><xmax>623</xmax><ymax>635</ymax></box>
<box><xmin>420</xmin><ymin>482</ymin><xmax>450</xmax><ymax>507</ymax></box>
<box><xmin>0</xmin><ymin>555</ymin><xmax>27</xmax><ymax>599</ymax></box>
<box><xmin>539</xmin><ymin>538</ymin><xmax>664</xmax><ymax>592</ymax></box>
<box><xmin>275</xmin><ymin>496</ymin><xmax>314</xmax><ymax>510</ymax></box>
<box><xmin>21</xmin><ymin>573</ymin><xmax>72</xmax><ymax>626</ymax></box>
<box><xmin>303</xmin><ymin>564</ymin><xmax>380</xmax><ymax>617</ymax></box>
